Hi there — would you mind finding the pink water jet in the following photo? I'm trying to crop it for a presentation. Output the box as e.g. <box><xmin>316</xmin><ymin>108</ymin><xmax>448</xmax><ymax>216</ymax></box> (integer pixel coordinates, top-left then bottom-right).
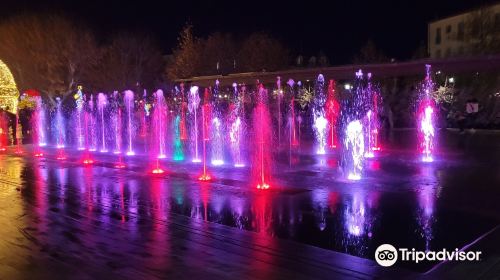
<box><xmin>326</xmin><ymin>80</ymin><xmax>340</xmax><ymax>149</ymax></box>
<box><xmin>188</xmin><ymin>86</ymin><xmax>201</xmax><ymax>162</ymax></box>
<box><xmin>97</xmin><ymin>93</ymin><xmax>108</xmax><ymax>153</ymax></box>
<box><xmin>345</xmin><ymin>120</ymin><xmax>364</xmax><ymax>181</ymax></box>
<box><xmin>152</xmin><ymin>89</ymin><xmax>168</xmax><ymax>159</ymax></box>
<box><xmin>199</xmin><ymin>90</ymin><xmax>212</xmax><ymax>181</ymax></box>
<box><xmin>0</xmin><ymin>112</ymin><xmax>8</xmax><ymax>151</ymax></box>
<box><xmin>75</xmin><ymin>87</ymin><xmax>85</xmax><ymax>150</ymax></box>
<box><xmin>54</xmin><ymin>97</ymin><xmax>66</xmax><ymax>149</ymax></box>
<box><xmin>252</xmin><ymin>84</ymin><xmax>272</xmax><ymax>190</ymax></box>
<box><xmin>124</xmin><ymin>90</ymin><xmax>135</xmax><ymax>156</ymax></box>
<box><xmin>418</xmin><ymin>65</ymin><xmax>437</xmax><ymax>163</ymax></box>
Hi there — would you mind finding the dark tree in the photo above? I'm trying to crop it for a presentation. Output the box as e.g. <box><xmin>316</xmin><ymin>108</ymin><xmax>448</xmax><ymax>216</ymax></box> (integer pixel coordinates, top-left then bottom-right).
<box><xmin>0</xmin><ymin>14</ymin><xmax>99</xmax><ymax>104</ymax></box>
<box><xmin>352</xmin><ymin>40</ymin><xmax>389</xmax><ymax>64</ymax></box>
<box><xmin>166</xmin><ymin>24</ymin><xmax>202</xmax><ymax>80</ymax></box>
<box><xmin>88</xmin><ymin>34</ymin><xmax>164</xmax><ymax>92</ymax></box>
<box><xmin>237</xmin><ymin>33</ymin><xmax>290</xmax><ymax>72</ymax></box>
<box><xmin>199</xmin><ymin>32</ymin><xmax>237</xmax><ymax>75</ymax></box>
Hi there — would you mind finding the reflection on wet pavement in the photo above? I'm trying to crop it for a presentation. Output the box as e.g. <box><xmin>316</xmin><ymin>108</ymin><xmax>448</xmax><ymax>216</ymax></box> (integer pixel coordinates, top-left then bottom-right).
<box><xmin>0</xmin><ymin>131</ymin><xmax>499</xmax><ymax>276</ymax></box>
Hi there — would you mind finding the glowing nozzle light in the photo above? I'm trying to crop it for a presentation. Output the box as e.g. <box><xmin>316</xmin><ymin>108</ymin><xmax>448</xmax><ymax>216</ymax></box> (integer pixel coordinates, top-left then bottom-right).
<box><xmin>198</xmin><ymin>174</ymin><xmax>212</xmax><ymax>181</ymax></box>
<box><xmin>257</xmin><ymin>183</ymin><xmax>270</xmax><ymax>189</ymax></box>
<box><xmin>151</xmin><ymin>168</ymin><xmax>165</xmax><ymax>174</ymax></box>
<box><xmin>114</xmin><ymin>163</ymin><xmax>126</xmax><ymax>168</ymax></box>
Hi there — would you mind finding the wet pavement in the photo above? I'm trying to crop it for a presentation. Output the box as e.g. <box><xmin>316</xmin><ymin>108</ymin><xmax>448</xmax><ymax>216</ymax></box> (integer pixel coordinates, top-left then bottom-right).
<box><xmin>0</xmin><ymin>130</ymin><xmax>499</xmax><ymax>279</ymax></box>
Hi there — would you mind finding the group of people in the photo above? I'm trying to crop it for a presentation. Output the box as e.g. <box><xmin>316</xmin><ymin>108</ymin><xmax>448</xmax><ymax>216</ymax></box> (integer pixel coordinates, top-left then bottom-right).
<box><xmin>453</xmin><ymin>98</ymin><xmax>479</xmax><ymax>134</ymax></box>
<box><xmin>0</xmin><ymin>105</ymin><xmax>33</xmax><ymax>146</ymax></box>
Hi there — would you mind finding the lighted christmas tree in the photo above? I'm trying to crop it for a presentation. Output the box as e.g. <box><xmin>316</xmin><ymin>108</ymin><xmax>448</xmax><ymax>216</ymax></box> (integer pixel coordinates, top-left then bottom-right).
<box><xmin>0</xmin><ymin>60</ymin><xmax>19</xmax><ymax>113</ymax></box>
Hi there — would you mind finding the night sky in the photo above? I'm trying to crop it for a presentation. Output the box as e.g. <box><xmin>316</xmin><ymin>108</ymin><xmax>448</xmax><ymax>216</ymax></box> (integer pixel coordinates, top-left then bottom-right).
<box><xmin>2</xmin><ymin>0</ymin><xmax>497</xmax><ymax>64</ymax></box>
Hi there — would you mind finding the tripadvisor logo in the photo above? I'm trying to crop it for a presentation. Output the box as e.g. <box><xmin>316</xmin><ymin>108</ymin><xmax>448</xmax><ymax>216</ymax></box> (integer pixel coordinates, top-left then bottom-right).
<box><xmin>375</xmin><ymin>244</ymin><xmax>398</xmax><ymax>267</ymax></box>
<box><xmin>374</xmin><ymin>244</ymin><xmax>482</xmax><ymax>267</ymax></box>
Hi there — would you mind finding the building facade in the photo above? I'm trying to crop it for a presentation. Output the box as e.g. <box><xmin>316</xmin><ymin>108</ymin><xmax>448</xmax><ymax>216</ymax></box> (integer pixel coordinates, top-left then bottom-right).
<box><xmin>428</xmin><ymin>3</ymin><xmax>500</xmax><ymax>58</ymax></box>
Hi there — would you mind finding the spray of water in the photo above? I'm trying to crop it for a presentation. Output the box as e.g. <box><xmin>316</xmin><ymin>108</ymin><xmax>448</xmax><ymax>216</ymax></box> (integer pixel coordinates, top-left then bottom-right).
<box><xmin>152</xmin><ymin>89</ymin><xmax>168</xmax><ymax>159</ymax></box>
<box><xmin>313</xmin><ymin>74</ymin><xmax>327</xmax><ymax>154</ymax></box>
<box><xmin>345</xmin><ymin>120</ymin><xmax>364</xmax><ymax>180</ymax></box>
<box><xmin>172</xmin><ymin>113</ymin><xmax>184</xmax><ymax>162</ymax></box>
<box><xmin>54</xmin><ymin>97</ymin><xmax>66</xmax><ymax>149</ymax></box>
<box><xmin>97</xmin><ymin>93</ymin><xmax>108</xmax><ymax>153</ymax></box>
<box><xmin>418</xmin><ymin>65</ymin><xmax>436</xmax><ymax>162</ymax></box>
<box><xmin>188</xmin><ymin>86</ymin><xmax>201</xmax><ymax>162</ymax></box>
<box><xmin>199</xmin><ymin>101</ymin><xmax>212</xmax><ymax>181</ymax></box>
<box><xmin>341</xmin><ymin>70</ymin><xmax>367</xmax><ymax>180</ymax></box>
<box><xmin>124</xmin><ymin>90</ymin><xmax>135</xmax><ymax>156</ymax></box>
<box><xmin>252</xmin><ymin>85</ymin><xmax>272</xmax><ymax>189</ymax></box>
<box><xmin>75</xmin><ymin>87</ymin><xmax>85</xmax><ymax>150</ymax></box>
<box><xmin>229</xmin><ymin>83</ymin><xmax>245</xmax><ymax>167</ymax></box>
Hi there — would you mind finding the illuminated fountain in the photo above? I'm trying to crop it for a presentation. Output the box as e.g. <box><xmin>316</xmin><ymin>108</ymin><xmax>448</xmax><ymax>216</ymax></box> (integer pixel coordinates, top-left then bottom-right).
<box><xmin>124</xmin><ymin>90</ymin><xmax>135</xmax><ymax>156</ymax></box>
<box><xmin>276</xmin><ymin>76</ymin><xmax>283</xmax><ymax>145</ymax></box>
<box><xmin>0</xmin><ymin>111</ymin><xmax>8</xmax><ymax>151</ymax></box>
<box><xmin>88</xmin><ymin>95</ymin><xmax>98</xmax><ymax>151</ymax></box>
<box><xmin>179</xmin><ymin>83</ymin><xmax>188</xmax><ymax>141</ymax></box>
<box><xmin>139</xmin><ymin>90</ymin><xmax>148</xmax><ymax>138</ymax></box>
<box><xmin>287</xmin><ymin>79</ymin><xmax>299</xmax><ymax>147</ymax></box>
<box><xmin>12</xmin><ymin>110</ymin><xmax>22</xmax><ymax>153</ymax></box>
<box><xmin>345</xmin><ymin>120</ymin><xmax>364</xmax><ymax>180</ymax></box>
<box><xmin>74</xmin><ymin>86</ymin><xmax>85</xmax><ymax>150</ymax></box>
<box><xmin>326</xmin><ymin>80</ymin><xmax>340</xmax><ymax>149</ymax></box>
<box><xmin>418</xmin><ymin>65</ymin><xmax>436</xmax><ymax>162</ymax></box>
<box><xmin>252</xmin><ymin>84</ymin><xmax>272</xmax><ymax>189</ymax></box>
<box><xmin>198</xmin><ymin>99</ymin><xmax>212</xmax><ymax>181</ymax></box>
<box><xmin>111</xmin><ymin>92</ymin><xmax>125</xmax><ymax>167</ymax></box>
<box><xmin>313</xmin><ymin>74</ymin><xmax>328</xmax><ymax>154</ymax></box>
<box><xmin>31</xmin><ymin>104</ymin><xmax>45</xmax><ymax>156</ymax></box>
<box><xmin>188</xmin><ymin>86</ymin><xmax>201</xmax><ymax>162</ymax></box>
<box><xmin>342</xmin><ymin>70</ymin><xmax>366</xmax><ymax>180</ymax></box>
<box><xmin>97</xmin><ymin>93</ymin><xmax>108</xmax><ymax>153</ymax></box>
<box><xmin>229</xmin><ymin>82</ymin><xmax>245</xmax><ymax>167</ymax></box>
<box><xmin>111</xmin><ymin>91</ymin><xmax>121</xmax><ymax>154</ymax></box>
<box><xmin>210</xmin><ymin>82</ymin><xmax>225</xmax><ymax>166</ymax></box>
<box><xmin>54</xmin><ymin>97</ymin><xmax>66</xmax><ymax>149</ymax></box>
<box><xmin>363</xmin><ymin>73</ymin><xmax>381</xmax><ymax>158</ymax></box>
<box><xmin>173</xmin><ymin>115</ymin><xmax>185</xmax><ymax>161</ymax></box>
<box><xmin>152</xmin><ymin>89</ymin><xmax>167</xmax><ymax>159</ymax></box>
<box><xmin>211</xmin><ymin>115</ymin><xmax>224</xmax><ymax>166</ymax></box>
<box><xmin>32</xmin><ymin>96</ymin><xmax>47</xmax><ymax>148</ymax></box>
<box><xmin>150</xmin><ymin>91</ymin><xmax>167</xmax><ymax>176</ymax></box>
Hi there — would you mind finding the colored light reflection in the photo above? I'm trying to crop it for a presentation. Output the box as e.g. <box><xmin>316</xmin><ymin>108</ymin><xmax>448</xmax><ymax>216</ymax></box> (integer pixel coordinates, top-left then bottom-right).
<box><xmin>257</xmin><ymin>183</ymin><xmax>270</xmax><ymax>190</ymax></box>
<box><xmin>151</xmin><ymin>168</ymin><xmax>165</xmax><ymax>174</ymax></box>
<box><xmin>198</xmin><ymin>174</ymin><xmax>212</xmax><ymax>181</ymax></box>
<box><xmin>211</xmin><ymin>160</ymin><xmax>224</xmax><ymax>166</ymax></box>
<box><xmin>114</xmin><ymin>162</ymin><xmax>126</xmax><ymax>168</ymax></box>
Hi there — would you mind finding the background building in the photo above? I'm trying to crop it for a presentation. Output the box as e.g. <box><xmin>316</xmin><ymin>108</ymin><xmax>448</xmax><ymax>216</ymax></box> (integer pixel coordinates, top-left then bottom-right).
<box><xmin>428</xmin><ymin>3</ymin><xmax>500</xmax><ymax>58</ymax></box>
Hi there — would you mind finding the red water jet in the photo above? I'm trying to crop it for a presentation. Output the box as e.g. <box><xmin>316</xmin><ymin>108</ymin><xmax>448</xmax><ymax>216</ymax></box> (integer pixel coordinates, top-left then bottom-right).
<box><xmin>326</xmin><ymin>80</ymin><xmax>340</xmax><ymax>149</ymax></box>
<box><xmin>252</xmin><ymin>84</ymin><xmax>272</xmax><ymax>190</ymax></box>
